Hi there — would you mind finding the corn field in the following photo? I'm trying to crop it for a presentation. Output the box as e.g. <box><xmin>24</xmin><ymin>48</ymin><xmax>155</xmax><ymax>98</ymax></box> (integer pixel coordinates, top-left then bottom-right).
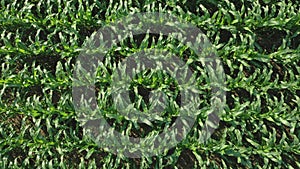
<box><xmin>0</xmin><ymin>0</ymin><xmax>300</xmax><ymax>168</ymax></box>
